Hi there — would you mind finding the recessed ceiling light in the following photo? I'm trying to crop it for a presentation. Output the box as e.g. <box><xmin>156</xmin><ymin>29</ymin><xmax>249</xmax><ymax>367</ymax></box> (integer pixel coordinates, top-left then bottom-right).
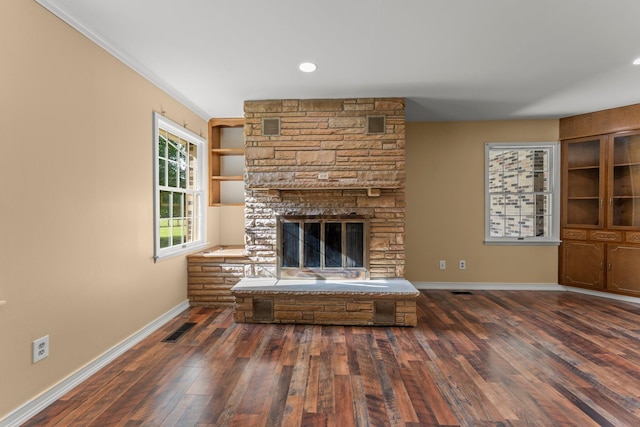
<box><xmin>299</xmin><ymin>62</ymin><xmax>317</xmax><ymax>73</ymax></box>
<box><xmin>633</xmin><ymin>57</ymin><xmax>640</xmax><ymax>65</ymax></box>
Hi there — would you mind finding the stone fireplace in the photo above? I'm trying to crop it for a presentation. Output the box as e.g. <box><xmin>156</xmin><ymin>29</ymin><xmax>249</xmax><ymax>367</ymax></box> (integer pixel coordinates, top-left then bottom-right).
<box><xmin>189</xmin><ymin>97</ymin><xmax>418</xmax><ymax>326</ymax></box>
<box><xmin>243</xmin><ymin>98</ymin><xmax>406</xmax><ymax>280</ymax></box>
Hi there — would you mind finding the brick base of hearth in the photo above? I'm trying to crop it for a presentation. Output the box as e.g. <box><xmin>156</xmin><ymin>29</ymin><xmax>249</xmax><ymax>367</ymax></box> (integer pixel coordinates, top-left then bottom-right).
<box><xmin>187</xmin><ymin>246</ymin><xmax>249</xmax><ymax>307</ymax></box>
<box><xmin>231</xmin><ymin>279</ymin><xmax>420</xmax><ymax>327</ymax></box>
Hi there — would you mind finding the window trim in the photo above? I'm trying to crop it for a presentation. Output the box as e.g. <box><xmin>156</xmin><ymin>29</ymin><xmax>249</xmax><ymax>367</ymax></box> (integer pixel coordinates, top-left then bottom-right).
<box><xmin>153</xmin><ymin>112</ymin><xmax>208</xmax><ymax>261</ymax></box>
<box><xmin>484</xmin><ymin>141</ymin><xmax>561</xmax><ymax>246</ymax></box>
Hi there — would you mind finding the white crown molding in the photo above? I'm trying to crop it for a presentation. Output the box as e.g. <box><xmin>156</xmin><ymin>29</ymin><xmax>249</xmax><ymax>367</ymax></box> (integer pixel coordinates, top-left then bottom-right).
<box><xmin>33</xmin><ymin>0</ymin><xmax>210</xmax><ymax>121</ymax></box>
<box><xmin>0</xmin><ymin>300</ymin><xmax>190</xmax><ymax>427</ymax></box>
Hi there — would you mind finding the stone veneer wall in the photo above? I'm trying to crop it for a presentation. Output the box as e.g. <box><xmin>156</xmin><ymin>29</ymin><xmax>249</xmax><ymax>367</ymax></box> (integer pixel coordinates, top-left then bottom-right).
<box><xmin>187</xmin><ymin>249</ymin><xmax>250</xmax><ymax>306</ymax></box>
<box><xmin>243</xmin><ymin>98</ymin><xmax>406</xmax><ymax>279</ymax></box>
<box><xmin>233</xmin><ymin>294</ymin><xmax>417</xmax><ymax>326</ymax></box>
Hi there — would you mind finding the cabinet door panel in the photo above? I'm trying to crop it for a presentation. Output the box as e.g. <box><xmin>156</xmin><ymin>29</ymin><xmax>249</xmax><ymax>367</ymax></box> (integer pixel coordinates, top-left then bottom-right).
<box><xmin>562</xmin><ymin>137</ymin><xmax>604</xmax><ymax>228</ymax></box>
<box><xmin>607</xmin><ymin>244</ymin><xmax>640</xmax><ymax>296</ymax></box>
<box><xmin>561</xmin><ymin>241</ymin><xmax>604</xmax><ymax>289</ymax></box>
<box><xmin>609</xmin><ymin>132</ymin><xmax>640</xmax><ymax>228</ymax></box>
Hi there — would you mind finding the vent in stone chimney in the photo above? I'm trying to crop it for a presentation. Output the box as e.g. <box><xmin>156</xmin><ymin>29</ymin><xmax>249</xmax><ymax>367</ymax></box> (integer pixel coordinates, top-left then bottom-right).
<box><xmin>367</xmin><ymin>115</ymin><xmax>386</xmax><ymax>134</ymax></box>
<box><xmin>262</xmin><ymin>118</ymin><xmax>281</xmax><ymax>136</ymax></box>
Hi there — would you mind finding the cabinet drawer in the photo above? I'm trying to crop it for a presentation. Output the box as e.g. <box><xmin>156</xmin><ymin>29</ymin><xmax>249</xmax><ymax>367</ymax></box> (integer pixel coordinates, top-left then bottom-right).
<box><xmin>626</xmin><ymin>232</ymin><xmax>640</xmax><ymax>243</ymax></box>
<box><xmin>563</xmin><ymin>229</ymin><xmax>588</xmax><ymax>240</ymax></box>
<box><xmin>589</xmin><ymin>230</ymin><xmax>622</xmax><ymax>242</ymax></box>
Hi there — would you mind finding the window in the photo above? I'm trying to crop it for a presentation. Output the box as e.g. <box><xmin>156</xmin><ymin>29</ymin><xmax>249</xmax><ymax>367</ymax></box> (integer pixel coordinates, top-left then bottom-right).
<box><xmin>153</xmin><ymin>113</ymin><xmax>207</xmax><ymax>260</ymax></box>
<box><xmin>485</xmin><ymin>142</ymin><xmax>560</xmax><ymax>245</ymax></box>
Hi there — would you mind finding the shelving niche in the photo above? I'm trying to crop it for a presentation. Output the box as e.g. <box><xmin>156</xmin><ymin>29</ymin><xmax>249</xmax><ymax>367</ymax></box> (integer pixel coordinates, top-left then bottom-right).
<box><xmin>209</xmin><ymin>118</ymin><xmax>245</xmax><ymax>206</ymax></box>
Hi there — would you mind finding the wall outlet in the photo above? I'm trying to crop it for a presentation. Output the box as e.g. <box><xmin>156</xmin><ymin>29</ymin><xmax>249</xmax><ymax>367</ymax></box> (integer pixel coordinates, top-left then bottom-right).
<box><xmin>318</xmin><ymin>172</ymin><xmax>329</xmax><ymax>180</ymax></box>
<box><xmin>33</xmin><ymin>335</ymin><xmax>49</xmax><ymax>363</ymax></box>
<box><xmin>439</xmin><ymin>260</ymin><xmax>446</xmax><ymax>270</ymax></box>
<box><xmin>459</xmin><ymin>260</ymin><xmax>466</xmax><ymax>270</ymax></box>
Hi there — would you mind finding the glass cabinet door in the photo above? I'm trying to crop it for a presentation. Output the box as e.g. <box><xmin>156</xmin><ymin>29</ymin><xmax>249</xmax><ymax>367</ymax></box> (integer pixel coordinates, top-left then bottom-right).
<box><xmin>563</xmin><ymin>137</ymin><xmax>604</xmax><ymax>227</ymax></box>
<box><xmin>609</xmin><ymin>131</ymin><xmax>640</xmax><ymax>228</ymax></box>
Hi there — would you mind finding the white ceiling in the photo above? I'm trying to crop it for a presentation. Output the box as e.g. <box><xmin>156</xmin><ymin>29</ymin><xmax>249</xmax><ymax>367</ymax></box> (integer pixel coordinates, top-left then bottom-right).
<box><xmin>37</xmin><ymin>0</ymin><xmax>640</xmax><ymax>122</ymax></box>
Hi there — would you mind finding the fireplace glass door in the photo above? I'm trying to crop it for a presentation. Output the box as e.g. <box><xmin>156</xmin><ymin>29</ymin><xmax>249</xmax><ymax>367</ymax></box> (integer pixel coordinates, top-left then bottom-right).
<box><xmin>279</xmin><ymin>217</ymin><xmax>368</xmax><ymax>279</ymax></box>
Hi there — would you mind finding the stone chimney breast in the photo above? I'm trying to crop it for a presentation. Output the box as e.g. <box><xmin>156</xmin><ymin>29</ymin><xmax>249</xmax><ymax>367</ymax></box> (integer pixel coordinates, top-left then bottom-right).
<box><xmin>243</xmin><ymin>98</ymin><xmax>406</xmax><ymax>279</ymax></box>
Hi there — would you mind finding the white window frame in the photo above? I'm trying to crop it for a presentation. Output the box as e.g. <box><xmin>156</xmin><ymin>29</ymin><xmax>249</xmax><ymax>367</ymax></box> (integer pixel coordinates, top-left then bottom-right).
<box><xmin>153</xmin><ymin>112</ymin><xmax>208</xmax><ymax>261</ymax></box>
<box><xmin>484</xmin><ymin>142</ymin><xmax>561</xmax><ymax>246</ymax></box>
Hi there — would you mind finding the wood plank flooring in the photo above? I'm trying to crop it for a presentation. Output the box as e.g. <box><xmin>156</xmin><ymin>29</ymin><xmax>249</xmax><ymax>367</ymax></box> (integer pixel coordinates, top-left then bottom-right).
<box><xmin>22</xmin><ymin>290</ymin><xmax>640</xmax><ymax>426</ymax></box>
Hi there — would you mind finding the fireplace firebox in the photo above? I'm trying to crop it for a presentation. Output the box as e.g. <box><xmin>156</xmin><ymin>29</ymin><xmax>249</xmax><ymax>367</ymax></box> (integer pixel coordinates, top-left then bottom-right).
<box><xmin>278</xmin><ymin>216</ymin><xmax>369</xmax><ymax>280</ymax></box>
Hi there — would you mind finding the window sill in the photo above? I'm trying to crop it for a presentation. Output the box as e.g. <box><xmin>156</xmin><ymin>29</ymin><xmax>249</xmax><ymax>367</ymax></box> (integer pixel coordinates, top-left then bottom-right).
<box><xmin>154</xmin><ymin>242</ymin><xmax>211</xmax><ymax>262</ymax></box>
<box><xmin>484</xmin><ymin>239</ymin><xmax>561</xmax><ymax>246</ymax></box>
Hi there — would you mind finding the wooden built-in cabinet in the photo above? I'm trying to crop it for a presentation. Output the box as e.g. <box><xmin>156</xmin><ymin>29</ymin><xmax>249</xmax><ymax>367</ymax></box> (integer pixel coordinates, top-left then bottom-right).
<box><xmin>560</xmin><ymin>120</ymin><xmax>640</xmax><ymax>296</ymax></box>
<box><xmin>208</xmin><ymin>118</ymin><xmax>245</xmax><ymax>206</ymax></box>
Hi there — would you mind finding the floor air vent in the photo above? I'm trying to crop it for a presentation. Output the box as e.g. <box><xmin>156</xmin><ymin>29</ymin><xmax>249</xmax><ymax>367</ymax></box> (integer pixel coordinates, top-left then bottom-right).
<box><xmin>451</xmin><ymin>291</ymin><xmax>473</xmax><ymax>295</ymax></box>
<box><xmin>162</xmin><ymin>322</ymin><xmax>196</xmax><ymax>343</ymax></box>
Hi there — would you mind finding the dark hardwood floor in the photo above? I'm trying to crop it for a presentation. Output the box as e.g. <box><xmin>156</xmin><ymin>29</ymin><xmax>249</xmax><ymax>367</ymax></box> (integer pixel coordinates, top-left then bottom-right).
<box><xmin>23</xmin><ymin>290</ymin><xmax>640</xmax><ymax>426</ymax></box>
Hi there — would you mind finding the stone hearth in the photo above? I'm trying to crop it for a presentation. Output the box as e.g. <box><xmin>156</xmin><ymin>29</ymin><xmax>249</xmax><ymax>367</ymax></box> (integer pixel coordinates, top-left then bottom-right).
<box><xmin>231</xmin><ymin>278</ymin><xmax>419</xmax><ymax>326</ymax></box>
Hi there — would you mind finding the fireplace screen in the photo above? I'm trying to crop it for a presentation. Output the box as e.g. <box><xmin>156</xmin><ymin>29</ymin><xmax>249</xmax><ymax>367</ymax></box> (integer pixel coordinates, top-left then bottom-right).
<box><xmin>279</xmin><ymin>217</ymin><xmax>368</xmax><ymax>279</ymax></box>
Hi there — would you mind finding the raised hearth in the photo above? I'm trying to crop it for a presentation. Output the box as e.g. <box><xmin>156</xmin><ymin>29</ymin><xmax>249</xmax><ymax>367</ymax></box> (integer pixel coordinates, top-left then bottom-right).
<box><xmin>231</xmin><ymin>278</ymin><xmax>419</xmax><ymax>326</ymax></box>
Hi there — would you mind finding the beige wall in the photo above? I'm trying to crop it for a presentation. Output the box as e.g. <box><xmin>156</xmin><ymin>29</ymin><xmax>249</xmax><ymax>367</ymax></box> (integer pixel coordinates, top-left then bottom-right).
<box><xmin>405</xmin><ymin>120</ymin><xmax>560</xmax><ymax>284</ymax></box>
<box><xmin>0</xmin><ymin>0</ymin><xmax>207</xmax><ymax>419</ymax></box>
<box><xmin>217</xmin><ymin>206</ymin><xmax>246</xmax><ymax>245</ymax></box>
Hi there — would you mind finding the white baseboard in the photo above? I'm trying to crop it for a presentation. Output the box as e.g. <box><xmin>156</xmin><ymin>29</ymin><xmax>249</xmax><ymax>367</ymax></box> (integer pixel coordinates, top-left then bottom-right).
<box><xmin>413</xmin><ymin>282</ymin><xmax>564</xmax><ymax>291</ymax></box>
<box><xmin>0</xmin><ymin>300</ymin><xmax>190</xmax><ymax>427</ymax></box>
<box><xmin>413</xmin><ymin>282</ymin><xmax>640</xmax><ymax>305</ymax></box>
<box><xmin>557</xmin><ymin>286</ymin><xmax>640</xmax><ymax>305</ymax></box>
